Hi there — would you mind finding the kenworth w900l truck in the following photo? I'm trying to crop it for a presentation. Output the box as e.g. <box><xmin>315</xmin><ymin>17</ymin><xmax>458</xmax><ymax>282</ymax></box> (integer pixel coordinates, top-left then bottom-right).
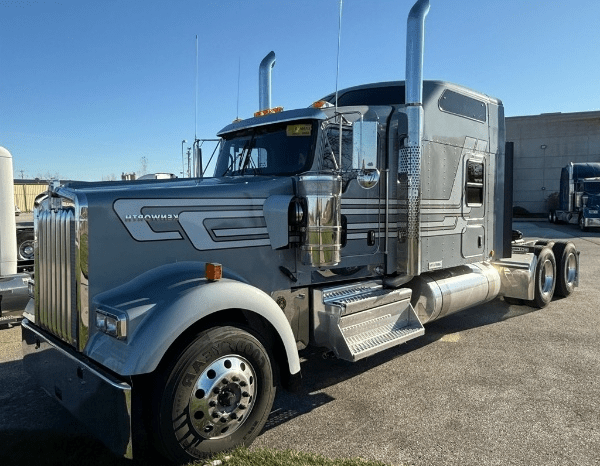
<box><xmin>548</xmin><ymin>162</ymin><xmax>600</xmax><ymax>231</ymax></box>
<box><xmin>22</xmin><ymin>1</ymin><xmax>579</xmax><ymax>463</ymax></box>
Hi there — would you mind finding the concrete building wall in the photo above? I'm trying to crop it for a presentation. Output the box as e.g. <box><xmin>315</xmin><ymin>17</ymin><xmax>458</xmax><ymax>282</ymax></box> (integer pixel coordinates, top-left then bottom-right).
<box><xmin>506</xmin><ymin>111</ymin><xmax>600</xmax><ymax>214</ymax></box>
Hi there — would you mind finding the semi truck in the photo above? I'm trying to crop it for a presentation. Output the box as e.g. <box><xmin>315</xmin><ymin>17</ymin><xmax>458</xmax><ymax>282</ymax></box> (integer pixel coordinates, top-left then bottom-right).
<box><xmin>21</xmin><ymin>0</ymin><xmax>579</xmax><ymax>463</ymax></box>
<box><xmin>548</xmin><ymin>162</ymin><xmax>600</xmax><ymax>231</ymax></box>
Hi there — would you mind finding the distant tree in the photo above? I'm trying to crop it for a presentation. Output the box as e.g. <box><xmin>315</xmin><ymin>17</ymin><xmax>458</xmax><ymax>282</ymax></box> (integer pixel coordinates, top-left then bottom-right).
<box><xmin>101</xmin><ymin>173</ymin><xmax>117</xmax><ymax>181</ymax></box>
<box><xmin>35</xmin><ymin>171</ymin><xmax>60</xmax><ymax>180</ymax></box>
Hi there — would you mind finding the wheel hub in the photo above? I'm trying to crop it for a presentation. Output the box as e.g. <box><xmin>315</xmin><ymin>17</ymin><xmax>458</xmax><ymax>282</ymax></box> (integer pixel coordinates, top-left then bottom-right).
<box><xmin>187</xmin><ymin>355</ymin><xmax>256</xmax><ymax>439</ymax></box>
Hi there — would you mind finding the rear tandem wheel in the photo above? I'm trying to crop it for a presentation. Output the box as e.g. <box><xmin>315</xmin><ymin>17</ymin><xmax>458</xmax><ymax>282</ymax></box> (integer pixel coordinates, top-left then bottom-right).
<box><xmin>529</xmin><ymin>246</ymin><xmax>556</xmax><ymax>309</ymax></box>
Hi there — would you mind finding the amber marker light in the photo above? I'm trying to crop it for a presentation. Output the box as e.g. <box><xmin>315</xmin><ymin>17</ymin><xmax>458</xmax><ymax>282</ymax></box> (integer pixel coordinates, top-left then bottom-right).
<box><xmin>205</xmin><ymin>263</ymin><xmax>223</xmax><ymax>281</ymax></box>
<box><xmin>254</xmin><ymin>106</ymin><xmax>284</xmax><ymax>118</ymax></box>
<box><xmin>311</xmin><ymin>100</ymin><xmax>333</xmax><ymax>108</ymax></box>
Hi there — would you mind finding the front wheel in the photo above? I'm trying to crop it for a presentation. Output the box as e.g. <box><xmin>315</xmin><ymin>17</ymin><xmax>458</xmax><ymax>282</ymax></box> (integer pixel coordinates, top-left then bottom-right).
<box><xmin>579</xmin><ymin>215</ymin><xmax>588</xmax><ymax>232</ymax></box>
<box><xmin>152</xmin><ymin>326</ymin><xmax>276</xmax><ymax>464</ymax></box>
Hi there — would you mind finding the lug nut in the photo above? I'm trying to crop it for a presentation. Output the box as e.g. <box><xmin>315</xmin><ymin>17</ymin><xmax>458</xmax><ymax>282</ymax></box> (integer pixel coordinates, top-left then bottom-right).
<box><xmin>221</xmin><ymin>378</ymin><xmax>229</xmax><ymax>385</ymax></box>
<box><xmin>230</xmin><ymin>413</ymin><xmax>237</xmax><ymax>419</ymax></box>
<box><xmin>232</xmin><ymin>376</ymin><xmax>240</xmax><ymax>382</ymax></box>
<box><xmin>240</xmin><ymin>381</ymin><xmax>247</xmax><ymax>387</ymax></box>
<box><xmin>239</xmin><ymin>404</ymin><xmax>247</xmax><ymax>410</ymax></box>
<box><xmin>242</xmin><ymin>391</ymin><xmax>250</xmax><ymax>398</ymax></box>
<box><xmin>212</xmin><ymin>412</ymin><xmax>219</xmax><ymax>418</ymax></box>
<box><xmin>213</xmin><ymin>387</ymin><xmax>220</xmax><ymax>394</ymax></box>
<box><xmin>209</xmin><ymin>400</ymin><xmax>217</xmax><ymax>407</ymax></box>
<box><xmin>220</xmin><ymin>417</ymin><xmax>228</xmax><ymax>423</ymax></box>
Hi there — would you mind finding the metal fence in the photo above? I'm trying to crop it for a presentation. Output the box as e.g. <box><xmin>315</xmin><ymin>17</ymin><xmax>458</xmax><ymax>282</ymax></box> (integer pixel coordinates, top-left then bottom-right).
<box><xmin>14</xmin><ymin>181</ymin><xmax>49</xmax><ymax>213</ymax></box>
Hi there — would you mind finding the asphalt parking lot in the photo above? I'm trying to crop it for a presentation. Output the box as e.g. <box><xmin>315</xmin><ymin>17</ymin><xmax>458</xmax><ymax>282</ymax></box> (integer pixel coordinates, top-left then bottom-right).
<box><xmin>1</xmin><ymin>220</ymin><xmax>599</xmax><ymax>466</ymax></box>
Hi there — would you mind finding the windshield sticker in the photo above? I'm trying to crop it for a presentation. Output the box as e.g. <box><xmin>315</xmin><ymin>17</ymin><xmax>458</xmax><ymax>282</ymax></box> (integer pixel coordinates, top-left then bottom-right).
<box><xmin>286</xmin><ymin>124</ymin><xmax>312</xmax><ymax>137</ymax></box>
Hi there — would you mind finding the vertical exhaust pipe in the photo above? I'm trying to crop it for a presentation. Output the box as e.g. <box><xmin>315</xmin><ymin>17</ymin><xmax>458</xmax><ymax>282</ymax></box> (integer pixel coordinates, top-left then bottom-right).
<box><xmin>259</xmin><ymin>51</ymin><xmax>276</xmax><ymax>111</ymax></box>
<box><xmin>406</xmin><ymin>0</ymin><xmax>430</xmax><ymax>112</ymax></box>
<box><xmin>400</xmin><ymin>0</ymin><xmax>430</xmax><ymax>277</ymax></box>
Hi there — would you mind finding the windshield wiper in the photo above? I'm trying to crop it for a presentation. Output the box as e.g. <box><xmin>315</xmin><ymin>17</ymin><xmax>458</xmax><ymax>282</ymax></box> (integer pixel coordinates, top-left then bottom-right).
<box><xmin>239</xmin><ymin>133</ymin><xmax>257</xmax><ymax>176</ymax></box>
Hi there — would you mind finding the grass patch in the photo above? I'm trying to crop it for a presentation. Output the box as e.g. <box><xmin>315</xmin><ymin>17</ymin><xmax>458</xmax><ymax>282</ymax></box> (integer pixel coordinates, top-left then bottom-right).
<box><xmin>192</xmin><ymin>447</ymin><xmax>392</xmax><ymax>466</ymax></box>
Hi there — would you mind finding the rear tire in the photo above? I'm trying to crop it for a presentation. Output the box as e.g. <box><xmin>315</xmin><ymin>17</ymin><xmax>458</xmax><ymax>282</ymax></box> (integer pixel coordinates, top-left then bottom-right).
<box><xmin>152</xmin><ymin>326</ymin><xmax>276</xmax><ymax>464</ymax></box>
<box><xmin>553</xmin><ymin>241</ymin><xmax>578</xmax><ymax>298</ymax></box>
<box><xmin>528</xmin><ymin>246</ymin><xmax>556</xmax><ymax>309</ymax></box>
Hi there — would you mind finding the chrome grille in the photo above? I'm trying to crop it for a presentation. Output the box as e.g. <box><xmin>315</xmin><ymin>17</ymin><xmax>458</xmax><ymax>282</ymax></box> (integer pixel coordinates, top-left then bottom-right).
<box><xmin>36</xmin><ymin>208</ymin><xmax>77</xmax><ymax>346</ymax></box>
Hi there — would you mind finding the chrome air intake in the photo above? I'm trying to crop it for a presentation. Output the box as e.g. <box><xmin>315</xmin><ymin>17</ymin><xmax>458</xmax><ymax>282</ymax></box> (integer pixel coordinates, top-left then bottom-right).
<box><xmin>298</xmin><ymin>174</ymin><xmax>342</xmax><ymax>268</ymax></box>
<box><xmin>399</xmin><ymin>0</ymin><xmax>430</xmax><ymax>277</ymax></box>
<box><xmin>258</xmin><ymin>51</ymin><xmax>276</xmax><ymax>111</ymax></box>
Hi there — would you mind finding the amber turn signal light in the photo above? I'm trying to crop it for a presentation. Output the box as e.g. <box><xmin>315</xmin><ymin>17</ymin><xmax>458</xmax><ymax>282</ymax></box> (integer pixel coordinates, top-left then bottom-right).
<box><xmin>205</xmin><ymin>263</ymin><xmax>223</xmax><ymax>281</ymax></box>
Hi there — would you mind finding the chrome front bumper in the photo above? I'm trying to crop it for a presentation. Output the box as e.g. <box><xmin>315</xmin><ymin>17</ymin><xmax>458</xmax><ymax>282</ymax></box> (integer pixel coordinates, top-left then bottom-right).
<box><xmin>584</xmin><ymin>216</ymin><xmax>600</xmax><ymax>228</ymax></box>
<box><xmin>21</xmin><ymin>319</ymin><xmax>133</xmax><ymax>459</ymax></box>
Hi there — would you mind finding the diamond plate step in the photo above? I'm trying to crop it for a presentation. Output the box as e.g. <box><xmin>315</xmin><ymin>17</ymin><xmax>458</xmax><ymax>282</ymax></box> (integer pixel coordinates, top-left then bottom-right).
<box><xmin>313</xmin><ymin>281</ymin><xmax>424</xmax><ymax>361</ymax></box>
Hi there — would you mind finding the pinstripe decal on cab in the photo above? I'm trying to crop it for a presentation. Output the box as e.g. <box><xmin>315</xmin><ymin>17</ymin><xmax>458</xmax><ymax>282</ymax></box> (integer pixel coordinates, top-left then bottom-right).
<box><xmin>113</xmin><ymin>198</ymin><xmax>269</xmax><ymax>249</ymax></box>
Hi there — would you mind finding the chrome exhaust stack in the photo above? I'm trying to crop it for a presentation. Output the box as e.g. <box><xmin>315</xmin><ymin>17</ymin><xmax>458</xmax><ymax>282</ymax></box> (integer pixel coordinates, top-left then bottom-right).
<box><xmin>258</xmin><ymin>51</ymin><xmax>276</xmax><ymax>112</ymax></box>
<box><xmin>399</xmin><ymin>0</ymin><xmax>430</xmax><ymax>277</ymax></box>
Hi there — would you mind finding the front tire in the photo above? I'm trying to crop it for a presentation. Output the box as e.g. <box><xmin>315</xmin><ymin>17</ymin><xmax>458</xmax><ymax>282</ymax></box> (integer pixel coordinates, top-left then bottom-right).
<box><xmin>152</xmin><ymin>326</ymin><xmax>276</xmax><ymax>464</ymax></box>
<box><xmin>579</xmin><ymin>215</ymin><xmax>588</xmax><ymax>232</ymax></box>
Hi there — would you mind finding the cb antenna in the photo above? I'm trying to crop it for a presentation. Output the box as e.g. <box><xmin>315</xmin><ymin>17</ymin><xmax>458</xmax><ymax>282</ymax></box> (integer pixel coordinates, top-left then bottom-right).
<box><xmin>334</xmin><ymin>0</ymin><xmax>343</xmax><ymax>114</ymax></box>
<box><xmin>195</xmin><ymin>35</ymin><xmax>198</xmax><ymax>141</ymax></box>
<box><xmin>236</xmin><ymin>57</ymin><xmax>241</xmax><ymax>120</ymax></box>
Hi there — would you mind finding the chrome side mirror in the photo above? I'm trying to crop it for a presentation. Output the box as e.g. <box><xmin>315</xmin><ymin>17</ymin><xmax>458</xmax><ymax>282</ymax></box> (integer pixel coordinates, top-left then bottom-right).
<box><xmin>352</xmin><ymin>120</ymin><xmax>379</xmax><ymax>189</ymax></box>
<box><xmin>357</xmin><ymin>167</ymin><xmax>380</xmax><ymax>189</ymax></box>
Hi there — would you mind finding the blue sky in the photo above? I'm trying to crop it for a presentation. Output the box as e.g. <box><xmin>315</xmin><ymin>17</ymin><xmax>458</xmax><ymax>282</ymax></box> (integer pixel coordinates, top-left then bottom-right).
<box><xmin>1</xmin><ymin>0</ymin><xmax>599</xmax><ymax>181</ymax></box>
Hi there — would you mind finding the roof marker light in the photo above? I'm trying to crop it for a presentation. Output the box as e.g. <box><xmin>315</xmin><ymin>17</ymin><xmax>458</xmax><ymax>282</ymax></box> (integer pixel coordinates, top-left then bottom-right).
<box><xmin>254</xmin><ymin>106</ymin><xmax>284</xmax><ymax>118</ymax></box>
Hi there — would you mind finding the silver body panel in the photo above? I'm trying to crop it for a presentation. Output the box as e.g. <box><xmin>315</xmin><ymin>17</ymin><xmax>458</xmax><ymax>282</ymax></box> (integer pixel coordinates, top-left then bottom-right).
<box><xmin>493</xmin><ymin>253</ymin><xmax>537</xmax><ymax>301</ymax></box>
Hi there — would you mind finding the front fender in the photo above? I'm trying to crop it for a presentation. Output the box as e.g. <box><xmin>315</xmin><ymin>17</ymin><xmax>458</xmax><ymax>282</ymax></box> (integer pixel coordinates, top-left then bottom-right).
<box><xmin>84</xmin><ymin>262</ymin><xmax>300</xmax><ymax>377</ymax></box>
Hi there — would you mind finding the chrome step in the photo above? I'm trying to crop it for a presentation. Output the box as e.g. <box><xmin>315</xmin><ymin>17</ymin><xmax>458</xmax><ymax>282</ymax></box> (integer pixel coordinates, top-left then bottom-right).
<box><xmin>313</xmin><ymin>281</ymin><xmax>424</xmax><ymax>361</ymax></box>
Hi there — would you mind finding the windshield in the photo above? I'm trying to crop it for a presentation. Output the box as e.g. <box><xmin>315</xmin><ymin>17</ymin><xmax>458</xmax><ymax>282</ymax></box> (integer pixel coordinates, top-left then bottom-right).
<box><xmin>582</xmin><ymin>181</ymin><xmax>600</xmax><ymax>194</ymax></box>
<box><xmin>215</xmin><ymin>121</ymin><xmax>316</xmax><ymax>177</ymax></box>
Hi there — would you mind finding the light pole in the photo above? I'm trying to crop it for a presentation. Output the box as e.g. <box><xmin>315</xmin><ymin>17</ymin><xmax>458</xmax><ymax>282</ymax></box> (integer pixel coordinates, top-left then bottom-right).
<box><xmin>181</xmin><ymin>140</ymin><xmax>187</xmax><ymax>178</ymax></box>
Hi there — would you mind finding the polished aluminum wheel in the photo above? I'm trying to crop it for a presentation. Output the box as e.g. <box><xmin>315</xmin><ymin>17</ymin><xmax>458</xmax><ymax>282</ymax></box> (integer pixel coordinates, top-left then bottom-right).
<box><xmin>187</xmin><ymin>355</ymin><xmax>257</xmax><ymax>439</ymax></box>
<box><xmin>539</xmin><ymin>257</ymin><xmax>555</xmax><ymax>300</ymax></box>
<box><xmin>564</xmin><ymin>251</ymin><xmax>578</xmax><ymax>287</ymax></box>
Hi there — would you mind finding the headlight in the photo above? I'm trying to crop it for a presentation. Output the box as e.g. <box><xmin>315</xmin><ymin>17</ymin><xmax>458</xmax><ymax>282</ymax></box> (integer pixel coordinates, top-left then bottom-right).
<box><xmin>95</xmin><ymin>308</ymin><xmax>127</xmax><ymax>340</ymax></box>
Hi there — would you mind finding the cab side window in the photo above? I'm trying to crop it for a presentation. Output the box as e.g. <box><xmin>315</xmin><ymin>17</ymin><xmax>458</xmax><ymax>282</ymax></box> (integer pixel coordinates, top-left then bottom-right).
<box><xmin>466</xmin><ymin>159</ymin><xmax>484</xmax><ymax>206</ymax></box>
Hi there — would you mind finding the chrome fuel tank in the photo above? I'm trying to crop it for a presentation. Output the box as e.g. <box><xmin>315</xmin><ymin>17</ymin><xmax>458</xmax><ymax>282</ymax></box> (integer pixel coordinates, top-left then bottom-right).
<box><xmin>406</xmin><ymin>262</ymin><xmax>501</xmax><ymax>324</ymax></box>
